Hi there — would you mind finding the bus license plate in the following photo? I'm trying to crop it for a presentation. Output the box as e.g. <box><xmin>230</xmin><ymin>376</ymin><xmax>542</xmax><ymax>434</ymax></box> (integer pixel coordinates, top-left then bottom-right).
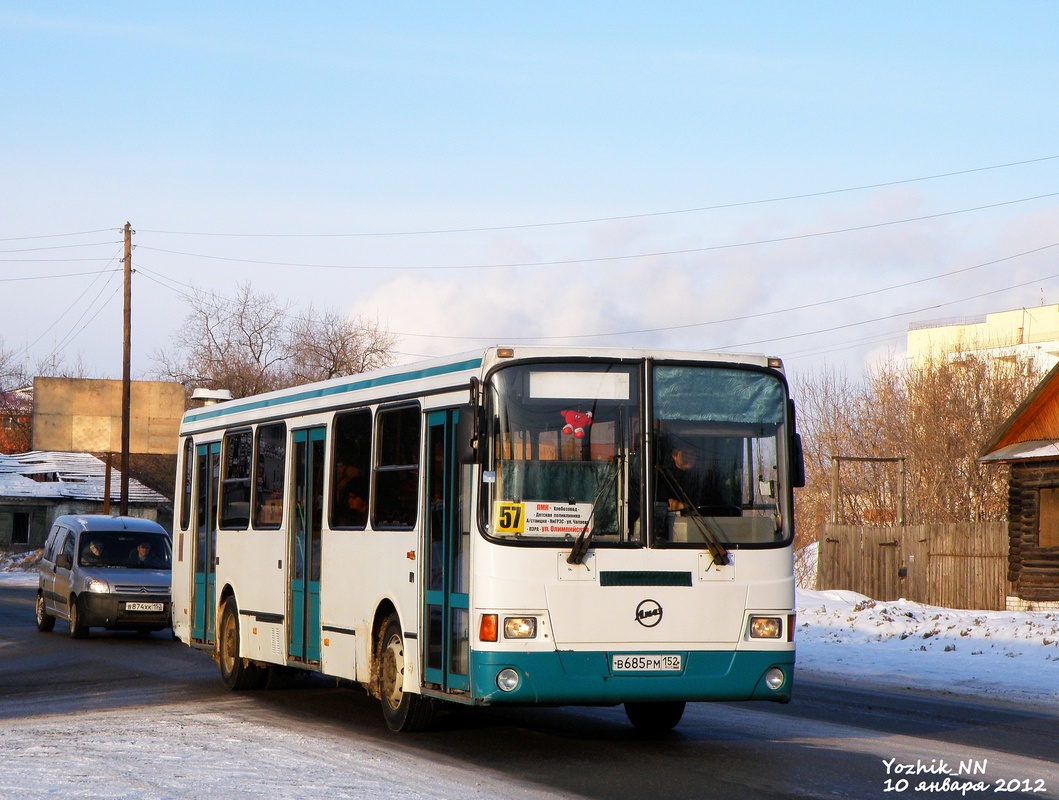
<box><xmin>126</xmin><ymin>602</ymin><xmax>163</xmax><ymax>612</ymax></box>
<box><xmin>612</xmin><ymin>654</ymin><xmax>682</xmax><ymax>672</ymax></box>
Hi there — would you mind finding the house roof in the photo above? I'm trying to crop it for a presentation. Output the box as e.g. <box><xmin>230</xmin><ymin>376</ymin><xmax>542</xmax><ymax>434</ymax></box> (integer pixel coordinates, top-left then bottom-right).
<box><xmin>980</xmin><ymin>360</ymin><xmax>1059</xmax><ymax>463</ymax></box>
<box><xmin>0</xmin><ymin>451</ymin><xmax>168</xmax><ymax>504</ymax></box>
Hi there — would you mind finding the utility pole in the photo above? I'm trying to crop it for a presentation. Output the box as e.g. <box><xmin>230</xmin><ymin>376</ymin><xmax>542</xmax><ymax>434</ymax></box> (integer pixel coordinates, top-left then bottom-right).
<box><xmin>120</xmin><ymin>222</ymin><xmax>133</xmax><ymax>516</ymax></box>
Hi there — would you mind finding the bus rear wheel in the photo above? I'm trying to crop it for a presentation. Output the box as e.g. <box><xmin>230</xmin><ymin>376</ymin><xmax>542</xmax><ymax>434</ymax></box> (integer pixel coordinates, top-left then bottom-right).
<box><xmin>377</xmin><ymin>614</ymin><xmax>434</xmax><ymax>732</ymax></box>
<box><xmin>624</xmin><ymin>701</ymin><xmax>686</xmax><ymax>733</ymax></box>
<box><xmin>219</xmin><ymin>597</ymin><xmax>263</xmax><ymax>690</ymax></box>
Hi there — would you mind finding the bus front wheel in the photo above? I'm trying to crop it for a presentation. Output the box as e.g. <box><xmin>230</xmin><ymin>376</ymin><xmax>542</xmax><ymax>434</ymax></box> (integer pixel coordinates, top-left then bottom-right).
<box><xmin>377</xmin><ymin>614</ymin><xmax>434</xmax><ymax>732</ymax></box>
<box><xmin>624</xmin><ymin>701</ymin><xmax>686</xmax><ymax>733</ymax></box>
<box><xmin>219</xmin><ymin>597</ymin><xmax>263</xmax><ymax>690</ymax></box>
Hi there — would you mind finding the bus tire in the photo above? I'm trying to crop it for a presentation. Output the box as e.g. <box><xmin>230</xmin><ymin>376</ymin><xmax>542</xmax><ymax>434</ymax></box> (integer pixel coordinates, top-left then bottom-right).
<box><xmin>624</xmin><ymin>701</ymin><xmax>686</xmax><ymax>733</ymax></box>
<box><xmin>69</xmin><ymin>595</ymin><xmax>88</xmax><ymax>639</ymax></box>
<box><xmin>35</xmin><ymin>592</ymin><xmax>55</xmax><ymax>632</ymax></box>
<box><xmin>219</xmin><ymin>597</ymin><xmax>263</xmax><ymax>690</ymax></box>
<box><xmin>263</xmin><ymin>665</ymin><xmax>296</xmax><ymax>690</ymax></box>
<box><xmin>377</xmin><ymin>613</ymin><xmax>434</xmax><ymax>732</ymax></box>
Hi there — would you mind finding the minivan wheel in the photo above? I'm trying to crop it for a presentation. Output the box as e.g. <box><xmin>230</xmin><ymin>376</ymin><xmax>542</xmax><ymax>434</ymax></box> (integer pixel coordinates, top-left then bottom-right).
<box><xmin>68</xmin><ymin>596</ymin><xmax>88</xmax><ymax>639</ymax></box>
<box><xmin>35</xmin><ymin>593</ymin><xmax>55</xmax><ymax>633</ymax></box>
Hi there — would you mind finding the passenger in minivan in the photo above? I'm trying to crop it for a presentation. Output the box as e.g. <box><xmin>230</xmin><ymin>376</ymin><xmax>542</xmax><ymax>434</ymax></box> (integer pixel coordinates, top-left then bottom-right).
<box><xmin>81</xmin><ymin>540</ymin><xmax>105</xmax><ymax>566</ymax></box>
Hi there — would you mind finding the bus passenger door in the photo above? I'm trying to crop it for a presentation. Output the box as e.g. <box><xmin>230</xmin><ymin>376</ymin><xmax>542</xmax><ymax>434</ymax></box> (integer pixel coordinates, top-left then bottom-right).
<box><xmin>289</xmin><ymin>427</ymin><xmax>324</xmax><ymax>664</ymax></box>
<box><xmin>192</xmin><ymin>442</ymin><xmax>220</xmax><ymax>645</ymax></box>
<box><xmin>424</xmin><ymin>409</ymin><xmax>470</xmax><ymax>693</ymax></box>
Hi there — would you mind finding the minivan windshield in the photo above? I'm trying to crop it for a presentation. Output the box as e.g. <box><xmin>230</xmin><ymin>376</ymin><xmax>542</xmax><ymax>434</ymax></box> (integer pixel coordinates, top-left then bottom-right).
<box><xmin>77</xmin><ymin>530</ymin><xmax>172</xmax><ymax>570</ymax></box>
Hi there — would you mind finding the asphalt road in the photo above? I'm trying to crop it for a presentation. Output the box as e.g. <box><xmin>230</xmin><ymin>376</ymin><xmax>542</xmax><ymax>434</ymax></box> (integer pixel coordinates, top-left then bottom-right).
<box><xmin>2</xmin><ymin>580</ymin><xmax>1057</xmax><ymax>799</ymax></box>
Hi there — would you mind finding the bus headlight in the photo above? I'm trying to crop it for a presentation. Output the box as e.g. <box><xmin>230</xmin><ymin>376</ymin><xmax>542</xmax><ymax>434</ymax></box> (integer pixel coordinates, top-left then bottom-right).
<box><xmin>749</xmin><ymin>616</ymin><xmax>782</xmax><ymax>639</ymax></box>
<box><xmin>497</xmin><ymin>668</ymin><xmax>520</xmax><ymax>692</ymax></box>
<box><xmin>503</xmin><ymin>617</ymin><xmax>537</xmax><ymax>639</ymax></box>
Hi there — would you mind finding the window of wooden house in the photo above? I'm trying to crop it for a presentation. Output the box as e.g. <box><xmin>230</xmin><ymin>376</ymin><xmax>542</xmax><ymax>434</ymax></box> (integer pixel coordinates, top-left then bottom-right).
<box><xmin>1038</xmin><ymin>486</ymin><xmax>1059</xmax><ymax>548</ymax></box>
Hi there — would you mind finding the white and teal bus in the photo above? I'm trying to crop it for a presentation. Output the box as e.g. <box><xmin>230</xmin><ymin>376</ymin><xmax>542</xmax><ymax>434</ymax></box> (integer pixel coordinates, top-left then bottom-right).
<box><xmin>171</xmin><ymin>346</ymin><xmax>804</xmax><ymax>732</ymax></box>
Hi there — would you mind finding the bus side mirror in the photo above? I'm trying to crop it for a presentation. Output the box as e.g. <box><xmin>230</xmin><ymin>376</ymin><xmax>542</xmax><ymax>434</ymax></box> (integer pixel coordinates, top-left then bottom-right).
<box><xmin>790</xmin><ymin>433</ymin><xmax>806</xmax><ymax>488</ymax></box>
<box><xmin>457</xmin><ymin>404</ymin><xmax>480</xmax><ymax>464</ymax></box>
<box><xmin>787</xmin><ymin>398</ymin><xmax>805</xmax><ymax>488</ymax></box>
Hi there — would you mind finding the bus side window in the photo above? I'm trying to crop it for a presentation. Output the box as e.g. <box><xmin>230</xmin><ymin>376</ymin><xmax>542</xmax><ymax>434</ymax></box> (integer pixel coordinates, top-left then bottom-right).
<box><xmin>330</xmin><ymin>410</ymin><xmax>372</xmax><ymax>529</ymax></box>
<box><xmin>373</xmin><ymin>406</ymin><xmax>420</xmax><ymax>530</ymax></box>
<box><xmin>220</xmin><ymin>429</ymin><xmax>253</xmax><ymax>529</ymax></box>
<box><xmin>180</xmin><ymin>438</ymin><xmax>194</xmax><ymax>531</ymax></box>
<box><xmin>253</xmin><ymin>423</ymin><xmax>286</xmax><ymax>529</ymax></box>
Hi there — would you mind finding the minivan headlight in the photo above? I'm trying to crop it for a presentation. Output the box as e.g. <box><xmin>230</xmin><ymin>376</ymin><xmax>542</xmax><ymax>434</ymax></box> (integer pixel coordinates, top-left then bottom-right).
<box><xmin>86</xmin><ymin>579</ymin><xmax>110</xmax><ymax>593</ymax></box>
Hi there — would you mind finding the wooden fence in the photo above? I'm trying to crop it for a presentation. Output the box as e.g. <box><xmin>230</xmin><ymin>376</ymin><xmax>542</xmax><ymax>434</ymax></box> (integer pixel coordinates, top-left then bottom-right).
<box><xmin>817</xmin><ymin>522</ymin><xmax>1008</xmax><ymax>610</ymax></box>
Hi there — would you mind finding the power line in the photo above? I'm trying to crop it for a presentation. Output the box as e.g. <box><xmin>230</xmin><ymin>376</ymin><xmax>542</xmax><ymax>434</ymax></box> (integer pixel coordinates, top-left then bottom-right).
<box><xmin>134</xmin><ymin>191</ymin><xmax>1059</xmax><ymax>272</ymax></box>
<box><xmin>391</xmin><ymin>239</ymin><xmax>1059</xmax><ymax>342</ymax></box>
<box><xmin>0</xmin><ymin>269</ymin><xmax>122</xmax><ymax>282</ymax></box>
<box><xmin>718</xmin><ymin>270</ymin><xmax>1059</xmax><ymax>353</ymax></box>
<box><xmin>137</xmin><ymin>154</ymin><xmax>1059</xmax><ymax>238</ymax></box>
<box><xmin>0</xmin><ymin>228</ymin><xmax>118</xmax><ymax>243</ymax></box>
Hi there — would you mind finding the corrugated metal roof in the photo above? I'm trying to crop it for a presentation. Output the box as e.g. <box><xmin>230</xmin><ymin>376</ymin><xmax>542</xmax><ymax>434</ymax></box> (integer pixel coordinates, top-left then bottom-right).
<box><xmin>0</xmin><ymin>451</ymin><xmax>168</xmax><ymax>504</ymax></box>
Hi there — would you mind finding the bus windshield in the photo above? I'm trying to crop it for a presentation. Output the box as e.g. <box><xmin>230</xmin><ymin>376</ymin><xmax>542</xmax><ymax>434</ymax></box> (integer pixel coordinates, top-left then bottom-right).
<box><xmin>485</xmin><ymin>359</ymin><xmax>793</xmax><ymax>549</ymax></box>
<box><xmin>486</xmin><ymin>363</ymin><xmax>640</xmax><ymax>544</ymax></box>
<box><xmin>652</xmin><ymin>364</ymin><xmax>790</xmax><ymax>547</ymax></box>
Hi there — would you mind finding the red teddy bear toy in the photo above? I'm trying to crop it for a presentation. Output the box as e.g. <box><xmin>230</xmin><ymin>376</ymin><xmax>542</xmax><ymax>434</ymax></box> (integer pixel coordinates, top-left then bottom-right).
<box><xmin>560</xmin><ymin>409</ymin><xmax>593</xmax><ymax>438</ymax></box>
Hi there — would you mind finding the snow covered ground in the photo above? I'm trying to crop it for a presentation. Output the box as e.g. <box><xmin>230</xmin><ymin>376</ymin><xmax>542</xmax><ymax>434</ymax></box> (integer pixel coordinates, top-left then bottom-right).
<box><xmin>3</xmin><ymin>551</ymin><xmax>1058</xmax><ymax>798</ymax></box>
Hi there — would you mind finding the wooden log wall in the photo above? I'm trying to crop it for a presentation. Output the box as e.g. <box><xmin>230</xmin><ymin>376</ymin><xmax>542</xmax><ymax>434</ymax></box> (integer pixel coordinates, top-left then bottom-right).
<box><xmin>1008</xmin><ymin>461</ymin><xmax>1059</xmax><ymax>602</ymax></box>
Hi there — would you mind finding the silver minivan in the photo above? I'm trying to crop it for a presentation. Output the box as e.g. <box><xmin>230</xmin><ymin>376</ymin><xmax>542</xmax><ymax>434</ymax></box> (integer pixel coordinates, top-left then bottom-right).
<box><xmin>36</xmin><ymin>515</ymin><xmax>173</xmax><ymax>638</ymax></box>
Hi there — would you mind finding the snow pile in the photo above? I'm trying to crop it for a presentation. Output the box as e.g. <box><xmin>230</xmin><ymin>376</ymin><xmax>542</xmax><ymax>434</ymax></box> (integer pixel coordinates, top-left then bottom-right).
<box><xmin>0</xmin><ymin>549</ymin><xmax>41</xmax><ymax>580</ymax></box>
<box><xmin>796</xmin><ymin>588</ymin><xmax>1059</xmax><ymax>706</ymax></box>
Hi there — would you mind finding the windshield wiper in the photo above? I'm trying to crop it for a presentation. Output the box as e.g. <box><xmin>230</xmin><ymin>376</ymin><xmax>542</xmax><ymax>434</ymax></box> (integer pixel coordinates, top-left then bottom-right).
<box><xmin>567</xmin><ymin>455</ymin><xmax>621</xmax><ymax>566</ymax></box>
<box><xmin>656</xmin><ymin>467</ymin><xmax>730</xmax><ymax>566</ymax></box>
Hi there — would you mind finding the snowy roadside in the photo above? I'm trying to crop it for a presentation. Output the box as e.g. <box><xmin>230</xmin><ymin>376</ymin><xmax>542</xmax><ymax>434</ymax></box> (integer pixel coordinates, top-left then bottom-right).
<box><xmin>796</xmin><ymin>588</ymin><xmax>1059</xmax><ymax>708</ymax></box>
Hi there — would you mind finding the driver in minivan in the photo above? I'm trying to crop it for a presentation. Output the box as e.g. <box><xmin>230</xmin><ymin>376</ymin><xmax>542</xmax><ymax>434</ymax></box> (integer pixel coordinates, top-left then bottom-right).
<box><xmin>127</xmin><ymin>541</ymin><xmax>156</xmax><ymax>567</ymax></box>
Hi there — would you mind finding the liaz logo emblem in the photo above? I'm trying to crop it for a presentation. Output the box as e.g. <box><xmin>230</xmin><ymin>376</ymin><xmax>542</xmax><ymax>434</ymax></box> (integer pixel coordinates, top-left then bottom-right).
<box><xmin>634</xmin><ymin>599</ymin><xmax>663</xmax><ymax>628</ymax></box>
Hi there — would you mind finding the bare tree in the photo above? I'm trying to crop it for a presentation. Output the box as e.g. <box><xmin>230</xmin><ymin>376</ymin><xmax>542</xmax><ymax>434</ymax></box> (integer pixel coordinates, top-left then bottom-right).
<box><xmin>153</xmin><ymin>283</ymin><xmax>397</xmax><ymax>399</ymax></box>
<box><xmin>793</xmin><ymin>350</ymin><xmax>1042</xmax><ymax>548</ymax></box>
<box><xmin>286</xmin><ymin>306</ymin><xmax>397</xmax><ymax>384</ymax></box>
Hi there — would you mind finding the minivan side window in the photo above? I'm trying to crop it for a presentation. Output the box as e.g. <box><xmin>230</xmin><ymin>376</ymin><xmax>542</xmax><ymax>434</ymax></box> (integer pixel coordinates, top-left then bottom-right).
<box><xmin>58</xmin><ymin>532</ymin><xmax>74</xmax><ymax>565</ymax></box>
<box><xmin>43</xmin><ymin>526</ymin><xmax>61</xmax><ymax>561</ymax></box>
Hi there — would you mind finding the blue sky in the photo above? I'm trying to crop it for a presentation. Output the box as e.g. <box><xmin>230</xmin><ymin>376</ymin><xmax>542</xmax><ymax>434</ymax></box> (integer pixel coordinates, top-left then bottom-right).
<box><xmin>3</xmin><ymin>4</ymin><xmax>1059</xmax><ymax>385</ymax></box>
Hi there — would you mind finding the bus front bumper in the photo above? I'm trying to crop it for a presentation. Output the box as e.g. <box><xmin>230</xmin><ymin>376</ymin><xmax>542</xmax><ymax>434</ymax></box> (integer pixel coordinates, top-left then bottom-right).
<box><xmin>470</xmin><ymin>649</ymin><xmax>794</xmax><ymax>706</ymax></box>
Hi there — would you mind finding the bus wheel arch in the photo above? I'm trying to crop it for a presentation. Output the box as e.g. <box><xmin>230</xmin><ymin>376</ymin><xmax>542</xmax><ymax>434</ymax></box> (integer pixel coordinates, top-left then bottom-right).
<box><xmin>375</xmin><ymin>611</ymin><xmax>434</xmax><ymax>732</ymax></box>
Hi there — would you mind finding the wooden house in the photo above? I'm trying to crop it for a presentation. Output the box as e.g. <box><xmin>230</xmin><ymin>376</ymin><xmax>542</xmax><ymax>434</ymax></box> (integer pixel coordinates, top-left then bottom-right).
<box><xmin>979</xmin><ymin>361</ymin><xmax>1059</xmax><ymax>607</ymax></box>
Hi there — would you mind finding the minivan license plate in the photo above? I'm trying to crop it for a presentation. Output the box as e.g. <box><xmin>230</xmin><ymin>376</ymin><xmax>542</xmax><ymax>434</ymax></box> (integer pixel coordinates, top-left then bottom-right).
<box><xmin>126</xmin><ymin>602</ymin><xmax>163</xmax><ymax>612</ymax></box>
<box><xmin>611</xmin><ymin>654</ymin><xmax>682</xmax><ymax>672</ymax></box>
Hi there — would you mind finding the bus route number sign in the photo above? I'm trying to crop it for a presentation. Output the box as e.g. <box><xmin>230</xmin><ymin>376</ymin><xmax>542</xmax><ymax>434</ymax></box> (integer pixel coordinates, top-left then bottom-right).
<box><xmin>495</xmin><ymin>502</ymin><xmax>525</xmax><ymax>534</ymax></box>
